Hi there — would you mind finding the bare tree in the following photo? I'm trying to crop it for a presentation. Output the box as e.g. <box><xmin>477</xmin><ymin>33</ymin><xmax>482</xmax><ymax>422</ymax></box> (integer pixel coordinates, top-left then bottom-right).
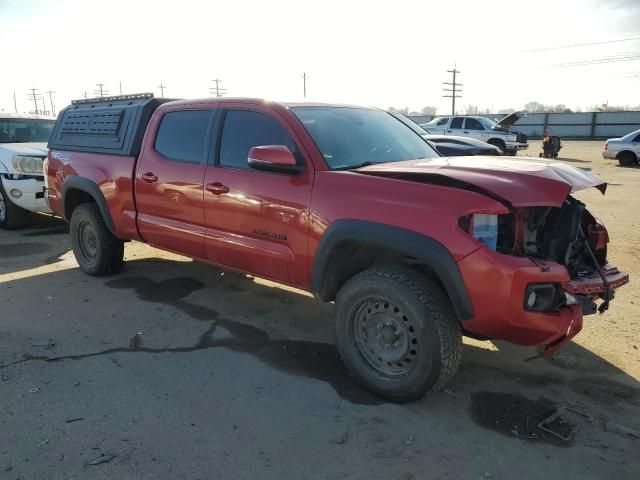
<box><xmin>420</xmin><ymin>106</ymin><xmax>438</xmax><ymax>115</ymax></box>
<box><xmin>388</xmin><ymin>106</ymin><xmax>410</xmax><ymax>115</ymax></box>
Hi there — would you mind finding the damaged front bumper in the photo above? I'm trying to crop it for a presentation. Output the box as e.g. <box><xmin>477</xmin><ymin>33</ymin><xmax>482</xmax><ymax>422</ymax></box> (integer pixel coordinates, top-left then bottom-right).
<box><xmin>458</xmin><ymin>247</ymin><xmax>629</xmax><ymax>356</ymax></box>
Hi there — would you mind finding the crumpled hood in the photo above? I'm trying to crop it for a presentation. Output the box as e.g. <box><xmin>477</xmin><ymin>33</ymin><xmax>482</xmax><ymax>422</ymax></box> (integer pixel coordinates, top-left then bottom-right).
<box><xmin>0</xmin><ymin>142</ymin><xmax>48</xmax><ymax>156</ymax></box>
<box><xmin>356</xmin><ymin>156</ymin><xmax>607</xmax><ymax>207</ymax></box>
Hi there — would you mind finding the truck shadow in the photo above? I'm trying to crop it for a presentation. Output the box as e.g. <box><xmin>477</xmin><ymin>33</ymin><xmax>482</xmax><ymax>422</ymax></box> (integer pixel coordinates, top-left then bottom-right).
<box><xmin>2</xmin><ymin>256</ymin><xmax>639</xmax><ymax>424</ymax></box>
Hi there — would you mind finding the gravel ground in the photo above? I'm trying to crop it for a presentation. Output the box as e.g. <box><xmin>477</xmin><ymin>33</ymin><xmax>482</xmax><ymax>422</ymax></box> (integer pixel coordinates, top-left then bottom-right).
<box><xmin>0</xmin><ymin>140</ymin><xmax>638</xmax><ymax>479</ymax></box>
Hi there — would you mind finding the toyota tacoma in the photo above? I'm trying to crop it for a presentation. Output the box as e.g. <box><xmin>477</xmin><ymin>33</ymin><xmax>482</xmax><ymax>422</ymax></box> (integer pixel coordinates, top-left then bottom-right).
<box><xmin>45</xmin><ymin>94</ymin><xmax>629</xmax><ymax>402</ymax></box>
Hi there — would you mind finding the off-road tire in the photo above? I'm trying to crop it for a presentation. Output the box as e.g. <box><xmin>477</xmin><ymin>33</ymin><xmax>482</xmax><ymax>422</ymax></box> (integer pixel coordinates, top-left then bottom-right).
<box><xmin>618</xmin><ymin>151</ymin><xmax>637</xmax><ymax>167</ymax></box>
<box><xmin>70</xmin><ymin>203</ymin><xmax>124</xmax><ymax>276</ymax></box>
<box><xmin>335</xmin><ymin>266</ymin><xmax>462</xmax><ymax>402</ymax></box>
<box><xmin>0</xmin><ymin>179</ymin><xmax>29</xmax><ymax>230</ymax></box>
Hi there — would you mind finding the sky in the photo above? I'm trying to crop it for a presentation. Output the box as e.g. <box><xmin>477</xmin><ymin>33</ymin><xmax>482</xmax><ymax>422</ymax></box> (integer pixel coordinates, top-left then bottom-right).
<box><xmin>0</xmin><ymin>0</ymin><xmax>639</xmax><ymax>115</ymax></box>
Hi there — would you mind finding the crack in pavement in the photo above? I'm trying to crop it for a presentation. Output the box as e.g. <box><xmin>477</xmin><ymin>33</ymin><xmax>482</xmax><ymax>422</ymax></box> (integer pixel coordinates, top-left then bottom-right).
<box><xmin>1</xmin><ymin>318</ymin><xmax>382</xmax><ymax>405</ymax></box>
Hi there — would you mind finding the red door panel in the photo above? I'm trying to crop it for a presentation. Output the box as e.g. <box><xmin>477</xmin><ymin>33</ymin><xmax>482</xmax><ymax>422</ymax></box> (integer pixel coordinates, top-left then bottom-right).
<box><xmin>202</xmin><ymin>108</ymin><xmax>313</xmax><ymax>288</ymax></box>
<box><xmin>135</xmin><ymin>109</ymin><xmax>212</xmax><ymax>259</ymax></box>
<box><xmin>203</xmin><ymin>167</ymin><xmax>313</xmax><ymax>287</ymax></box>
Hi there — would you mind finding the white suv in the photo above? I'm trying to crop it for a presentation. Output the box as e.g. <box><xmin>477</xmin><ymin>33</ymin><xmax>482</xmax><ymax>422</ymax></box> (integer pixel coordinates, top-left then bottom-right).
<box><xmin>420</xmin><ymin>112</ymin><xmax>528</xmax><ymax>155</ymax></box>
<box><xmin>0</xmin><ymin>114</ymin><xmax>56</xmax><ymax>229</ymax></box>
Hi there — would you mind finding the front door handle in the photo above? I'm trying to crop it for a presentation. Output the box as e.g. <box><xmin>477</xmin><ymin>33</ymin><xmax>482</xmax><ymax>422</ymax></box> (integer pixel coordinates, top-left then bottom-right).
<box><xmin>141</xmin><ymin>172</ymin><xmax>158</xmax><ymax>183</ymax></box>
<box><xmin>463</xmin><ymin>131</ymin><xmax>469</xmax><ymax>134</ymax></box>
<box><xmin>206</xmin><ymin>182</ymin><xmax>229</xmax><ymax>195</ymax></box>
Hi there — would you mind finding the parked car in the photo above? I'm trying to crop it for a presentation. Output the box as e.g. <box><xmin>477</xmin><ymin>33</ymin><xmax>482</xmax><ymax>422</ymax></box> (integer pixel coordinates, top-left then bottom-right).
<box><xmin>425</xmin><ymin>135</ymin><xmax>502</xmax><ymax>157</ymax></box>
<box><xmin>602</xmin><ymin>128</ymin><xmax>640</xmax><ymax>166</ymax></box>
<box><xmin>0</xmin><ymin>113</ymin><xmax>56</xmax><ymax>228</ymax></box>
<box><xmin>46</xmin><ymin>95</ymin><xmax>629</xmax><ymax>402</ymax></box>
<box><xmin>420</xmin><ymin>112</ymin><xmax>528</xmax><ymax>155</ymax></box>
<box><xmin>388</xmin><ymin>112</ymin><xmax>502</xmax><ymax>156</ymax></box>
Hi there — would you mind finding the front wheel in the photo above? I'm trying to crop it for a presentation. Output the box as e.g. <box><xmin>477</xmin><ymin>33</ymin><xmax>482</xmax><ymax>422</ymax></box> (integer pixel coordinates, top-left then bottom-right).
<box><xmin>70</xmin><ymin>203</ymin><xmax>124</xmax><ymax>276</ymax></box>
<box><xmin>335</xmin><ymin>267</ymin><xmax>462</xmax><ymax>402</ymax></box>
<box><xmin>0</xmin><ymin>180</ymin><xmax>30</xmax><ymax>230</ymax></box>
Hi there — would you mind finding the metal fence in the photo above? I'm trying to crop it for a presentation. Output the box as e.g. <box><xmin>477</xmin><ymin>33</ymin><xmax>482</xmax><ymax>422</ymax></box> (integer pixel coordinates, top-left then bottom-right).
<box><xmin>407</xmin><ymin>111</ymin><xmax>640</xmax><ymax>139</ymax></box>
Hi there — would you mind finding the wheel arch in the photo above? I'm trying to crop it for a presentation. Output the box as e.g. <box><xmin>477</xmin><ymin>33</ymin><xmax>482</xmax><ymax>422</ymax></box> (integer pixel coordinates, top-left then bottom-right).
<box><xmin>487</xmin><ymin>137</ymin><xmax>506</xmax><ymax>148</ymax></box>
<box><xmin>62</xmin><ymin>176</ymin><xmax>115</xmax><ymax>232</ymax></box>
<box><xmin>310</xmin><ymin>220</ymin><xmax>474</xmax><ymax>321</ymax></box>
<box><xmin>616</xmin><ymin>150</ymin><xmax>638</xmax><ymax>161</ymax></box>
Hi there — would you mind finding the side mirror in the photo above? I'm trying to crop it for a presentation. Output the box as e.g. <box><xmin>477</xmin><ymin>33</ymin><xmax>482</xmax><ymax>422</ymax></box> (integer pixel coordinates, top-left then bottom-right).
<box><xmin>248</xmin><ymin>145</ymin><xmax>303</xmax><ymax>174</ymax></box>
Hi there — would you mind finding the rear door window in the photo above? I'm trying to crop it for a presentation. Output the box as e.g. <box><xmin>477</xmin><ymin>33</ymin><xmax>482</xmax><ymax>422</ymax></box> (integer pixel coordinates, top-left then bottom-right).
<box><xmin>464</xmin><ymin>118</ymin><xmax>484</xmax><ymax>130</ymax></box>
<box><xmin>155</xmin><ymin>110</ymin><xmax>212</xmax><ymax>163</ymax></box>
<box><xmin>450</xmin><ymin>117</ymin><xmax>464</xmax><ymax>129</ymax></box>
<box><xmin>219</xmin><ymin>110</ymin><xmax>297</xmax><ymax>169</ymax></box>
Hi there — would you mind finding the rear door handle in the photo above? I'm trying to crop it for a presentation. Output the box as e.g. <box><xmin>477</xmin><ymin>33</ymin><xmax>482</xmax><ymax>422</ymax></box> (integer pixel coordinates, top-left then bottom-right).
<box><xmin>141</xmin><ymin>172</ymin><xmax>158</xmax><ymax>183</ymax></box>
<box><xmin>206</xmin><ymin>182</ymin><xmax>229</xmax><ymax>195</ymax></box>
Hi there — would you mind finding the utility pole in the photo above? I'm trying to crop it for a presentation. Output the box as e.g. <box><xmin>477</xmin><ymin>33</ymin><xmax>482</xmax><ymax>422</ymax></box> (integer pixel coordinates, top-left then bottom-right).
<box><xmin>13</xmin><ymin>91</ymin><xmax>18</xmax><ymax>113</ymax></box>
<box><xmin>302</xmin><ymin>72</ymin><xmax>307</xmax><ymax>98</ymax></box>
<box><xmin>119</xmin><ymin>81</ymin><xmax>123</xmax><ymax>95</ymax></box>
<box><xmin>95</xmin><ymin>83</ymin><xmax>108</xmax><ymax>98</ymax></box>
<box><xmin>442</xmin><ymin>66</ymin><xmax>462</xmax><ymax>115</ymax></box>
<box><xmin>28</xmin><ymin>88</ymin><xmax>40</xmax><ymax>114</ymax></box>
<box><xmin>209</xmin><ymin>79</ymin><xmax>227</xmax><ymax>97</ymax></box>
<box><xmin>46</xmin><ymin>90</ymin><xmax>55</xmax><ymax>115</ymax></box>
<box><xmin>157</xmin><ymin>82</ymin><xmax>166</xmax><ymax>98</ymax></box>
<box><xmin>83</xmin><ymin>89</ymin><xmax>88</xmax><ymax>99</ymax></box>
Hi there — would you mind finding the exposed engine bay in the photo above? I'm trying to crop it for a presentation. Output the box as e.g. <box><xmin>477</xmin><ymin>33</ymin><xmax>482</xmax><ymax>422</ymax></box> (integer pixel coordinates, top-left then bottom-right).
<box><xmin>493</xmin><ymin>196</ymin><xmax>627</xmax><ymax>314</ymax></box>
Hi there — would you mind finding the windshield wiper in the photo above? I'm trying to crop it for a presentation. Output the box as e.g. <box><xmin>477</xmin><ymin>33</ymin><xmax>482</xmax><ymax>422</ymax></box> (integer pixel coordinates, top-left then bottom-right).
<box><xmin>333</xmin><ymin>161</ymin><xmax>376</xmax><ymax>171</ymax></box>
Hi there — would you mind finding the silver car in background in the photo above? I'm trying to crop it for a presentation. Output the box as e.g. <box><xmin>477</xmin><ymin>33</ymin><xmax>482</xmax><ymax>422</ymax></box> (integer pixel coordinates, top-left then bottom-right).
<box><xmin>602</xmin><ymin>128</ymin><xmax>640</xmax><ymax>166</ymax></box>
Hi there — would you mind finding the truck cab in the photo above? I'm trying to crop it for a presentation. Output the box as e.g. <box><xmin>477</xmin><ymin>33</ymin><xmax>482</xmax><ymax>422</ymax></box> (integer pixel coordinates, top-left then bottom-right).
<box><xmin>420</xmin><ymin>112</ymin><xmax>528</xmax><ymax>155</ymax></box>
<box><xmin>0</xmin><ymin>114</ymin><xmax>56</xmax><ymax>229</ymax></box>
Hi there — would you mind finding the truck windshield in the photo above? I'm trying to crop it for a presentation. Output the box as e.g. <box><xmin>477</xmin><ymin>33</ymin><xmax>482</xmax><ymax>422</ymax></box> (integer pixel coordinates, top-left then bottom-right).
<box><xmin>0</xmin><ymin>118</ymin><xmax>55</xmax><ymax>143</ymax></box>
<box><xmin>292</xmin><ymin>107</ymin><xmax>439</xmax><ymax>170</ymax></box>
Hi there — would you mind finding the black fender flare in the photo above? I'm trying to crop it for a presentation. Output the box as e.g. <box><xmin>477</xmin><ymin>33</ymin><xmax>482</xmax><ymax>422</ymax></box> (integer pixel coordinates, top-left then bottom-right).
<box><xmin>311</xmin><ymin>219</ymin><xmax>474</xmax><ymax>321</ymax></box>
<box><xmin>61</xmin><ymin>176</ymin><xmax>115</xmax><ymax>232</ymax></box>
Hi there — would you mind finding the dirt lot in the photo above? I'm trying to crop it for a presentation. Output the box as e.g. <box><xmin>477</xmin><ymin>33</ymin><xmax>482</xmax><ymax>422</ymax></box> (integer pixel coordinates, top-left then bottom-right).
<box><xmin>1</xmin><ymin>141</ymin><xmax>638</xmax><ymax>479</ymax></box>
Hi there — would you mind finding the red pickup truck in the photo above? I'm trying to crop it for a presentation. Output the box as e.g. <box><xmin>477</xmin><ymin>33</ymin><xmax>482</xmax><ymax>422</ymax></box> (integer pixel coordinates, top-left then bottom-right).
<box><xmin>45</xmin><ymin>94</ymin><xmax>629</xmax><ymax>402</ymax></box>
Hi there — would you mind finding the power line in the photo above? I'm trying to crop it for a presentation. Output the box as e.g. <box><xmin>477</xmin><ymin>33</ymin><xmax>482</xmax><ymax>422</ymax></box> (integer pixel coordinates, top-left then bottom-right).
<box><xmin>442</xmin><ymin>66</ymin><xmax>462</xmax><ymax>115</ymax></box>
<box><xmin>551</xmin><ymin>53</ymin><xmax>640</xmax><ymax>68</ymax></box>
<box><xmin>521</xmin><ymin>36</ymin><xmax>640</xmax><ymax>53</ymax></box>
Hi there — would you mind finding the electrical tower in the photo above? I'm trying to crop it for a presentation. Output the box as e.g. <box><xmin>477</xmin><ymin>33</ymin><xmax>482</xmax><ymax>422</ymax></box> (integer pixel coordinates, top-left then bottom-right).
<box><xmin>209</xmin><ymin>79</ymin><xmax>227</xmax><ymax>97</ymax></box>
<box><xmin>442</xmin><ymin>66</ymin><xmax>462</xmax><ymax>115</ymax></box>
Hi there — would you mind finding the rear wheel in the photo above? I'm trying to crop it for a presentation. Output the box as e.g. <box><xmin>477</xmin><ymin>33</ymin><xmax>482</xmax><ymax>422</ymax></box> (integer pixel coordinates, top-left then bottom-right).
<box><xmin>618</xmin><ymin>151</ymin><xmax>637</xmax><ymax>167</ymax></box>
<box><xmin>70</xmin><ymin>203</ymin><xmax>124</xmax><ymax>276</ymax></box>
<box><xmin>0</xmin><ymin>180</ymin><xmax>29</xmax><ymax>230</ymax></box>
<box><xmin>335</xmin><ymin>267</ymin><xmax>462</xmax><ymax>402</ymax></box>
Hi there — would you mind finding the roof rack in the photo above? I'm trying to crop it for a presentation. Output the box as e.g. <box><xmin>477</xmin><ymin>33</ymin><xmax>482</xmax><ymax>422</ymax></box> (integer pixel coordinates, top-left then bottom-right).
<box><xmin>71</xmin><ymin>92</ymin><xmax>154</xmax><ymax>105</ymax></box>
